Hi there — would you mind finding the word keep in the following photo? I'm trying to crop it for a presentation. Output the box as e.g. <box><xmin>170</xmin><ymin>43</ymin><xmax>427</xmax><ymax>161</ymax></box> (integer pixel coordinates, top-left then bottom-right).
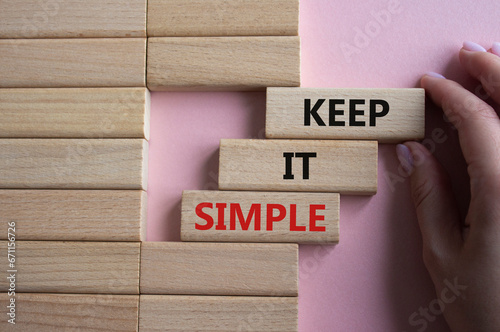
<box><xmin>305</xmin><ymin>98</ymin><xmax>389</xmax><ymax>127</ymax></box>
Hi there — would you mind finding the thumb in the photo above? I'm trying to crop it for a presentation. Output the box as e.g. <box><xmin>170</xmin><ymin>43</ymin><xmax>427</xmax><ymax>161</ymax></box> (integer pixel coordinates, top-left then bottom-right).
<box><xmin>396</xmin><ymin>142</ymin><xmax>462</xmax><ymax>273</ymax></box>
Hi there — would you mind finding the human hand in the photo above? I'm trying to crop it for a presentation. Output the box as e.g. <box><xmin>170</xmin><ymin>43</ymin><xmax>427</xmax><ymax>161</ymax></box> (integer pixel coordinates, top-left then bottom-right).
<box><xmin>396</xmin><ymin>41</ymin><xmax>500</xmax><ymax>332</ymax></box>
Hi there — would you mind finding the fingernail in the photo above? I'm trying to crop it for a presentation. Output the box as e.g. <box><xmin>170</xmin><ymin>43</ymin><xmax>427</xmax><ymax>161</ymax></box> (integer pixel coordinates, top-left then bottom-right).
<box><xmin>463</xmin><ymin>41</ymin><xmax>486</xmax><ymax>52</ymax></box>
<box><xmin>396</xmin><ymin>144</ymin><xmax>414</xmax><ymax>175</ymax></box>
<box><xmin>491</xmin><ymin>42</ymin><xmax>500</xmax><ymax>56</ymax></box>
<box><xmin>425</xmin><ymin>72</ymin><xmax>446</xmax><ymax>79</ymax></box>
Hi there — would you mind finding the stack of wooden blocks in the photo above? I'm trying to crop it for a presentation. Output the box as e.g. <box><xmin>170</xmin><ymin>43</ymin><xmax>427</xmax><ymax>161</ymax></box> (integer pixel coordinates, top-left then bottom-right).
<box><xmin>0</xmin><ymin>1</ymin><xmax>425</xmax><ymax>331</ymax></box>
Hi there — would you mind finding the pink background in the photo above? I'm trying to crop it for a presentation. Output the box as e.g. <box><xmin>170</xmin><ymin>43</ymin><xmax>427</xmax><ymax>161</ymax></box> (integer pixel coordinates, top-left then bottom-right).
<box><xmin>147</xmin><ymin>1</ymin><xmax>500</xmax><ymax>331</ymax></box>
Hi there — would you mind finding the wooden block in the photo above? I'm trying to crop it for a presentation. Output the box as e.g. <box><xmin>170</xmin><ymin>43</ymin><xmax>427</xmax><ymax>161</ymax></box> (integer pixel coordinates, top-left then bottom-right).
<box><xmin>0</xmin><ymin>139</ymin><xmax>148</xmax><ymax>189</ymax></box>
<box><xmin>181</xmin><ymin>190</ymin><xmax>339</xmax><ymax>244</ymax></box>
<box><xmin>219</xmin><ymin>139</ymin><xmax>378</xmax><ymax>195</ymax></box>
<box><xmin>0</xmin><ymin>88</ymin><xmax>150</xmax><ymax>139</ymax></box>
<box><xmin>147</xmin><ymin>37</ymin><xmax>300</xmax><ymax>91</ymax></box>
<box><xmin>266</xmin><ymin>87</ymin><xmax>425</xmax><ymax>143</ymax></box>
<box><xmin>139</xmin><ymin>295</ymin><xmax>297</xmax><ymax>332</ymax></box>
<box><xmin>0</xmin><ymin>241</ymin><xmax>140</xmax><ymax>294</ymax></box>
<box><xmin>0</xmin><ymin>0</ymin><xmax>146</xmax><ymax>38</ymax></box>
<box><xmin>0</xmin><ymin>293</ymin><xmax>139</xmax><ymax>331</ymax></box>
<box><xmin>0</xmin><ymin>39</ymin><xmax>146</xmax><ymax>88</ymax></box>
<box><xmin>147</xmin><ymin>0</ymin><xmax>299</xmax><ymax>37</ymax></box>
<box><xmin>0</xmin><ymin>190</ymin><xmax>146</xmax><ymax>241</ymax></box>
<box><xmin>140</xmin><ymin>242</ymin><xmax>298</xmax><ymax>296</ymax></box>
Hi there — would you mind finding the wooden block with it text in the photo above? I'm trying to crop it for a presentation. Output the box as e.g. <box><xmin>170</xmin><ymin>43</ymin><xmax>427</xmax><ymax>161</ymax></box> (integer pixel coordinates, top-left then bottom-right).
<box><xmin>139</xmin><ymin>295</ymin><xmax>297</xmax><ymax>332</ymax></box>
<box><xmin>0</xmin><ymin>39</ymin><xmax>146</xmax><ymax>88</ymax></box>
<box><xmin>0</xmin><ymin>0</ymin><xmax>146</xmax><ymax>38</ymax></box>
<box><xmin>0</xmin><ymin>88</ymin><xmax>150</xmax><ymax>139</ymax></box>
<box><xmin>147</xmin><ymin>37</ymin><xmax>300</xmax><ymax>91</ymax></box>
<box><xmin>147</xmin><ymin>0</ymin><xmax>298</xmax><ymax>37</ymax></box>
<box><xmin>219</xmin><ymin>139</ymin><xmax>378</xmax><ymax>195</ymax></box>
<box><xmin>140</xmin><ymin>242</ymin><xmax>298</xmax><ymax>296</ymax></box>
<box><xmin>0</xmin><ymin>293</ymin><xmax>139</xmax><ymax>331</ymax></box>
<box><xmin>0</xmin><ymin>190</ymin><xmax>147</xmax><ymax>241</ymax></box>
<box><xmin>0</xmin><ymin>139</ymin><xmax>148</xmax><ymax>189</ymax></box>
<box><xmin>266</xmin><ymin>87</ymin><xmax>425</xmax><ymax>143</ymax></box>
<box><xmin>0</xmin><ymin>241</ymin><xmax>140</xmax><ymax>294</ymax></box>
<box><xmin>181</xmin><ymin>190</ymin><xmax>339</xmax><ymax>244</ymax></box>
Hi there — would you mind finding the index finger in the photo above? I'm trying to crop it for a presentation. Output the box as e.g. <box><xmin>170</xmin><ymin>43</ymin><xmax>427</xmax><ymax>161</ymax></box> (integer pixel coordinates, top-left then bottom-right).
<box><xmin>421</xmin><ymin>74</ymin><xmax>500</xmax><ymax>183</ymax></box>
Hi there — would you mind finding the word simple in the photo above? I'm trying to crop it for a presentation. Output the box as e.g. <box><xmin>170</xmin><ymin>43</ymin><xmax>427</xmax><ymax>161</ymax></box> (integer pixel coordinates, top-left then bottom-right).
<box><xmin>181</xmin><ymin>191</ymin><xmax>340</xmax><ymax>244</ymax></box>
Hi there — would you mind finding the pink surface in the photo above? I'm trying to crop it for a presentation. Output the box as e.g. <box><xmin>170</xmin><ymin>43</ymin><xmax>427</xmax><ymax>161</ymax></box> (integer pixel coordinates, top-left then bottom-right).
<box><xmin>147</xmin><ymin>1</ymin><xmax>499</xmax><ymax>331</ymax></box>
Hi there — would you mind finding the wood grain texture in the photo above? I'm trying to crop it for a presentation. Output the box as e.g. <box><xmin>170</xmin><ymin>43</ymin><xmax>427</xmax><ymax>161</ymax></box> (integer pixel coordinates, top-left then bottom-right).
<box><xmin>0</xmin><ymin>88</ymin><xmax>150</xmax><ymax>139</ymax></box>
<box><xmin>147</xmin><ymin>0</ymin><xmax>299</xmax><ymax>37</ymax></box>
<box><xmin>0</xmin><ymin>39</ymin><xmax>146</xmax><ymax>88</ymax></box>
<box><xmin>181</xmin><ymin>190</ymin><xmax>339</xmax><ymax>244</ymax></box>
<box><xmin>266</xmin><ymin>88</ymin><xmax>425</xmax><ymax>143</ymax></box>
<box><xmin>0</xmin><ymin>241</ymin><xmax>140</xmax><ymax>294</ymax></box>
<box><xmin>147</xmin><ymin>37</ymin><xmax>300</xmax><ymax>91</ymax></box>
<box><xmin>0</xmin><ymin>293</ymin><xmax>139</xmax><ymax>331</ymax></box>
<box><xmin>140</xmin><ymin>242</ymin><xmax>298</xmax><ymax>296</ymax></box>
<box><xmin>0</xmin><ymin>0</ymin><xmax>146</xmax><ymax>38</ymax></box>
<box><xmin>139</xmin><ymin>295</ymin><xmax>298</xmax><ymax>332</ymax></box>
<box><xmin>219</xmin><ymin>139</ymin><xmax>378</xmax><ymax>195</ymax></box>
<box><xmin>0</xmin><ymin>190</ymin><xmax>146</xmax><ymax>241</ymax></box>
<box><xmin>0</xmin><ymin>139</ymin><xmax>148</xmax><ymax>189</ymax></box>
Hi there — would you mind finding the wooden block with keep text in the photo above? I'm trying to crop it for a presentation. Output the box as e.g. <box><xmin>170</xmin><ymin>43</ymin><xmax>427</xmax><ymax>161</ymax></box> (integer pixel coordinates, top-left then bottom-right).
<box><xmin>147</xmin><ymin>37</ymin><xmax>300</xmax><ymax>91</ymax></box>
<box><xmin>140</xmin><ymin>242</ymin><xmax>298</xmax><ymax>296</ymax></box>
<box><xmin>0</xmin><ymin>88</ymin><xmax>150</xmax><ymax>139</ymax></box>
<box><xmin>219</xmin><ymin>139</ymin><xmax>378</xmax><ymax>195</ymax></box>
<box><xmin>147</xmin><ymin>0</ymin><xmax>299</xmax><ymax>37</ymax></box>
<box><xmin>0</xmin><ymin>241</ymin><xmax>140</xmax><ymax>294</ymax></box>
<box><xmin>0</xmin><ymin>190</ymin><xmax>147</xmax><ymax>241</ymax></box>
<box><xmin>139</xmin><ymin>295</ymin><xmax>298</xmax><ymax>332</ymax></box>
<box><xmin>0</xmin><ymin>139</ymin><xmax>148</xmax><ymax>189</ymax></box>
<box><xmin>0</xmin><ymin>39</ymin><xmax>146</xmax><ymax>88</ymax></box>
<box><xmin>0</xmin><ymin>0</ymin><xmax>146</xmax><ymax>38</ymax></box>
<box><xmin>181</xmin><ymin>190</ymin><xmax>339</xmax><ymax>244</ymax></box>
<box><xmin>0</xmin><ymin>293</ymin><xmax>139</xmax><ymax>331</ymax></box>
<box><xmin>266</xmin><ymin>88</ymin><xmax>425</xmax><ymax>143</ymax></box>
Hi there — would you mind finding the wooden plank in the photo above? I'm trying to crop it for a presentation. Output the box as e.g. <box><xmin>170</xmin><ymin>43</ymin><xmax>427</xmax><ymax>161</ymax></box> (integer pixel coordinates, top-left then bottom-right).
<box><xmin>140</xmin><ymin>242</ymin><xmax>298</xmax><ymax>296</ymax></box>
<box><xmin>181</xmin><ymin>190</ymin><xmax>339</xmax><ymax>244</ymax></box>
<box><xmin>219</xmin><ymin>139</ymin><xmax>378</xmax><ymax>195</ymax></box>
<box><xmin>0</xmin><ymin>293</ymin><xmax>139</xmax><ymax>331</ymax></box>
<box><xmin>0</xmin><ymin>139</ymin><xmax>148</xmax><ymax>189</ymax></box>
<box><xmin>0</xmin><ymin>241</ymin><xmax>140</xmax><ymax>294</ymax></box>
<box><xmin>0</xmin><ymin>0</ymin><xmax>146</xmax><ymax>38</ymax></box>
<box><xmin>147</xmin><ymin>0</ymin><xmax>299</xmax><ymax>37</ymax></box>
<box><xmin>139</xmin><ymin>295</ymin><xmax>297</xmax><ymax>332</ymax></box>
<box><xmin>0</xmin><ymin>190</ymin><xmax>146</xmax><ymax>241</ymax></box>
<box><xmin>147</xmin><ymin>37</ymin><xmax>300</xmax><ymax>91</ymax></box>
<box><xmin>0</xmin><ymin>39</ymin><xmax>146</xmax><ymax>88</ymax></box>
<box><xmin>266</xmin><ymin>88</ymin><xmax>425</xmax><ymax>143</ymax></box>
<box><xmin>0</xmin><ymin>88</ymin><xmax>150</xmax><ymax>139</ymax></box>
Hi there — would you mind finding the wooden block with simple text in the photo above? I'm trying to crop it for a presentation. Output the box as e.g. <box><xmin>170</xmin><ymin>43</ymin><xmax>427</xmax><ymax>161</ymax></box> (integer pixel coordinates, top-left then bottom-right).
<box><xmin>0</xmin><ymin>39</ymin><xmax>146</xmax><ymax>88</ymax></box>
<box><xmin>140</xmin><ymin>242</ymin><xmax>298</xmax><ymax>296</ymax></box>
<box><xmin>219</xmin><ymin>139</ymin><xmax>378</xmax><ymax>195</ymax></box>
<box><xmin>0</xmin><ymin>88</ymin><xmax>150</xmax><ymax>138</ymax></box>
<box><xmin>266</xmin><ymin>87</ymin><xmax>425</xmax><ymax>143</ymax></box>
<box><xmin>0</xmin><ymin>0</ymin><xmax>146</xmax><ymax>38</ymax></box>
<box><xmin>0</xmin><ymin>241</ymin><xmax>140</xmax><ymax>294</ymax></box>
<box><xmin>0</xmin><ymin>190</ymin><xmax>147</xmax><ymax>241</ymax></box>
<box><xmin>0</xmin><ymin>139</ymin><xmax>148</xmax><ymax>189</ymax></box>
<box><xmin>139</xmin><ymin>295</ymin><xmax>297</xmax><ymax>332</ymax></box>
<box><xmin>147</xmin><ymin>37</ymin><xmax>300</xmax><ymax>91</ymax></box>
<box><xmin>0</xmin><ymin>293</ymin><xmax>139</xmax><ymax>331</ymax></box>
<box><xmin>181</xmin><ymin>190</ymin><xmax>339</xmax><ymax>244</ymax></box>
<box><xmin>147</xmin><ymin>0</ymin><xmax>298</xmax><ymax>37</ymax></box>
